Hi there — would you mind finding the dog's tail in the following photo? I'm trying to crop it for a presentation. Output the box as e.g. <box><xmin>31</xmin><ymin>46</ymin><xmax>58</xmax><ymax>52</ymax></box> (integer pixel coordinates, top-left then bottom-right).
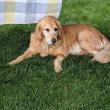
<box><xmin>93</xmin><ymin>42</ymin><xmax>110</xmax><ymax>63</ymax></box>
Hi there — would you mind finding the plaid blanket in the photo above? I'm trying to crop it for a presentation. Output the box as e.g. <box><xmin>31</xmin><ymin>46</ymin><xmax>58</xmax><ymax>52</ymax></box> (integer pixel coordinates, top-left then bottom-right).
<box><xmin>0</xmin><ymin>0</ymin><xmax>62</xmax><ymax>24</ymax></box>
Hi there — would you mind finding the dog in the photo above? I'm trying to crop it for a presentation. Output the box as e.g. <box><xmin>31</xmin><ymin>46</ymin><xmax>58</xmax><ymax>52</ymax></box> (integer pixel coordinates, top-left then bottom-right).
<box><xmin>9</xmin><ymin>16</ymin><xmax>110</xmax><ymax>73</ymax></box>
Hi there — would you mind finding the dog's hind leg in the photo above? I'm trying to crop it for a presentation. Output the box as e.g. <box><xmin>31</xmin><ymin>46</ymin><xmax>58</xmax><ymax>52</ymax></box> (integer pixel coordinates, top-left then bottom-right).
<box><xmin>8</xmin><ymin>49</ymin><xmax>34</xmax><ymax>65</ymax></box>
<box><xmin>92</xmin><ymin>43</ymin><xmax>110</xmax><ymax>63</ymax></box>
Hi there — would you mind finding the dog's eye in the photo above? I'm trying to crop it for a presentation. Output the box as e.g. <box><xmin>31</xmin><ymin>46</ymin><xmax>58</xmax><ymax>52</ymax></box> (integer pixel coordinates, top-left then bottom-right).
<box><xmin>45</xmin><ymin>28</ymin><xmax>50</xmax><ymax>32</ymax></box>
<box><xmin>54</xmin><ymin>28</ymin><xmax>58</xmax><ymax>31</ymax></box>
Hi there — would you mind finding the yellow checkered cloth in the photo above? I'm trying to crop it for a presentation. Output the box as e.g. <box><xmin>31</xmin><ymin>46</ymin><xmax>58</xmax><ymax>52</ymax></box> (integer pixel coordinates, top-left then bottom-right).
<box><xmin>0</xmin><ymin>0</ymin><xmax>62</xmax><ymax>24</ymax></box>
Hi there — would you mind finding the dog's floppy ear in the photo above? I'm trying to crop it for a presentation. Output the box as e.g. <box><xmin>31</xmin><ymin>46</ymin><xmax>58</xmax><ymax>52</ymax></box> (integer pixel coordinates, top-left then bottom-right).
<box><xmin>35</xmin><ymin>21</ymin><xmax>43</xmax><ymax>40</ymax></box>
<box><xmin>57</xmin><ymin>20</ymin><xmax>64</xmax><ymax>40</ymax></box>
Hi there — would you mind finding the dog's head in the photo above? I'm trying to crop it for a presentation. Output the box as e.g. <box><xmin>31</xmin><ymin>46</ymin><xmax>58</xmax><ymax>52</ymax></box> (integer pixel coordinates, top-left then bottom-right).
<box><xmin>36</xmin><ymin>16</ymin><xmax>63</xmax><ymax>45</ymax></box>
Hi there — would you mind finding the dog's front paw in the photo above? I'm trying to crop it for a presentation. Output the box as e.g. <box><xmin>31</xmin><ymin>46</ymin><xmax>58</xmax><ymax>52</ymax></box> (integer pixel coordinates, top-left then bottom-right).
<box><xmin>54</xmin><ymin>56</ymin><xmax>64</xmax><ymax>73</ymax></box>
<box><xmin>8</xmin><ymin>62</ymin><xmax>14</xmax><ymax>65</ymax></box>
<box><xmin>8</xmin><ymin>60</ymin><xmax>16</xmax><ymax>65</ymax></box>
<box><xmin>40</xmin><ymin>53</ymin><xmax>48</xmax><ymax>57</ymax></box>
<box><xmin>54</xmin><ymin>64</ymin><xmax>62</xmax><ymax>73</ymax></box>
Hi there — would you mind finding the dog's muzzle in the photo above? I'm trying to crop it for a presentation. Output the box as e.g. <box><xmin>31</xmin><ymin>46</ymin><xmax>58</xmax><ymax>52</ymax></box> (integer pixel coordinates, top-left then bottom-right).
<box><xmin>52</xmin><ymin>38</ymin><xmax>57</xmax><ymax>44</ymax></box>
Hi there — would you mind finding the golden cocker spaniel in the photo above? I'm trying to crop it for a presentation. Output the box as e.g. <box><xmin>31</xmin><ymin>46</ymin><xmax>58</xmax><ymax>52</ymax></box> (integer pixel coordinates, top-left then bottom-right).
<box><xmin>9</xmin><ymin>16</ymin><xmax>110</xmax><ymax>73</ymax></box>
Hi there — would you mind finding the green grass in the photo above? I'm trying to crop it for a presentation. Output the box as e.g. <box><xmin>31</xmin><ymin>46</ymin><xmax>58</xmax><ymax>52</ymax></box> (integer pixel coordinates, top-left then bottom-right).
<box><xmin>0</xmin><ymin>0</ymin><xmax>110</xmax><ymax>110</ymax></box>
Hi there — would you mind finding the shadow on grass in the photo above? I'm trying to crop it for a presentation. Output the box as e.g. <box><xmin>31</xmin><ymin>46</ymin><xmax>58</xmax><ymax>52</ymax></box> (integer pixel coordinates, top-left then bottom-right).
<box><xmin>0</xmin><ymin>54</ymin><xmax>110</xmax><ymax>85</ymax></box>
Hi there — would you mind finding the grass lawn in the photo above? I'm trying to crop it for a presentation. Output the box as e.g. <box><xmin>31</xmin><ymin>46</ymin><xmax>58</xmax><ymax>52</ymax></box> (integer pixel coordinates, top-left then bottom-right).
<box><xmin>0</xmin><ymin>0</ymin><xmax>110</xmax><ymax>110</ymax></box>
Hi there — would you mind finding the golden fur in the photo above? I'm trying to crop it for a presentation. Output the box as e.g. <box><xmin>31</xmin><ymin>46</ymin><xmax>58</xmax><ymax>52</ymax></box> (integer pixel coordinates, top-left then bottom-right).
<box><xmin>9</xmin><ymin>16</ymin><xmax>110</xmax><ymax>73</ymax></box>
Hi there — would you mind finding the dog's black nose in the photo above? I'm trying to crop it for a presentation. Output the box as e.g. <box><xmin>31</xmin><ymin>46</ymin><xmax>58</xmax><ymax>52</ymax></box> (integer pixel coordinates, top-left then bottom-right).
<box><xmin>52</xmin><ymin>38</ymin><xmax>56</xmax><ymax>44</ymax></box>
